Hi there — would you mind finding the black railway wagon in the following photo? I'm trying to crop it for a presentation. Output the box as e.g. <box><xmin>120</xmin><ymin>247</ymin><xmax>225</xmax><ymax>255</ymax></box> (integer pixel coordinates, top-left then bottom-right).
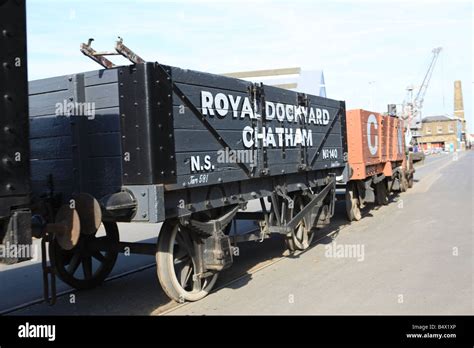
<box><xmin>0</xmin><ymin>0</ymin><xmax>31</xmax><ymax>264</ymax></box>
<box><xmin>25</xmin><ymin>61</ymin><xmax>348</xmax><ymax>302</ymax></box>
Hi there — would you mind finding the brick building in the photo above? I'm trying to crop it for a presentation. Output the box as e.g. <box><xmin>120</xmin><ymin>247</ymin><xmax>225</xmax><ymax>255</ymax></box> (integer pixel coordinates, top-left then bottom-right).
<box><xmin>417</xmin><ymin>115</ymin><xmax>462</xmax><ymax>152</ymax></box>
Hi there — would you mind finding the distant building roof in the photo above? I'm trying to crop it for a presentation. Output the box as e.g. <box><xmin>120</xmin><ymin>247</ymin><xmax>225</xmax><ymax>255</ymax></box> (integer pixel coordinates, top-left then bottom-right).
<box><xmin>221</xmin><ymin>67</ymin><xmax>326</xmax><ymax>97</ymax></box>
<box><xmin>422</xmin><ymin>115</ymin><xmax>454</xmax><ymax>123</ymax></box>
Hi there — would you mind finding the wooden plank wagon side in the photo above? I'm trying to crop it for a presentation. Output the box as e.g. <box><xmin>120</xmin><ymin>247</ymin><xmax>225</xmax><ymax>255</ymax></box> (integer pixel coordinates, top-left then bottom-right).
<box><xmin>26</xmin><ymin>62</ymin><xmax>348</xmax><ymax>302</ymax></box>
<box><xmin>344</xmin><ymin>109</ymin><xmax>414</xmax><ymax>221</ymax></box>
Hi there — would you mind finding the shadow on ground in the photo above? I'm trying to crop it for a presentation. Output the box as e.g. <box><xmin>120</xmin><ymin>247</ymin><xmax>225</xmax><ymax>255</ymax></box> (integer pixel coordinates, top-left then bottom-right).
<box><xmin>10</xmin><ymin>191</ymin><xmax>403</xmax><ymax>315</ymax></box>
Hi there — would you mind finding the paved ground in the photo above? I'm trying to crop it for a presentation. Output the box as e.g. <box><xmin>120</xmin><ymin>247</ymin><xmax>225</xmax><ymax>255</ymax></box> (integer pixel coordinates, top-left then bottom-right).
<box><xmin>2</xmin><ymin>151</ymin><xmax>472</xmax><ymax>315</ymax></box>
<box><xmin>167</xmin><ymin>151</ymin><xmax>473</xmax><ymax>315</ymax></box>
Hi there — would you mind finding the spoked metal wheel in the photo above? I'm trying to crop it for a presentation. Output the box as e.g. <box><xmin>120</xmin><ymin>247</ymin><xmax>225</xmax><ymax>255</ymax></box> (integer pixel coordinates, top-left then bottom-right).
<box><xmin>50</xmin><ymin>222</ymin><xmax>119</xmax><ymax>290</ymax></box>
<box><xmin>284</xmin><ymin>195</ymin><xmax>315</xmax><ymax>252</ymax></box>
<box><xmin>375</xmin><ymin>180</ymin><xmax>389</xmax><ymax>205</ymax></box>
<box><xmin>156</xmin><ymin>220</ymin><xmax>218</xmax><ymax>302</ymax></box>
<box><xmin>345</xmin><ymin>181</ymin><xmax>361</xmax><ymax>221</ymax></box>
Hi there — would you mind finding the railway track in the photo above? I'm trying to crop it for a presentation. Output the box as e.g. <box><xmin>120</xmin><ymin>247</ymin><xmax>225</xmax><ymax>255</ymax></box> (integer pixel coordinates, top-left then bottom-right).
<box><xmin>0</xmin><ymin>261</ymin><xmax>158</xmax><ymax>315</ymax></box>
<box><xmin>2</xmin><ymin>198</ymin><xmax>380</xmax><ymax>316</ymax></box>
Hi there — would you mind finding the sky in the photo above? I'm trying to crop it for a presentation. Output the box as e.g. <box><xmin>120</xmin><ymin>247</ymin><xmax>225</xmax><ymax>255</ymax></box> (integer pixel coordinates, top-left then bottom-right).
<box><xmin>25</xmin><ymin>0</ymin><xmax>473</xmax><ymax>132</ymax></box>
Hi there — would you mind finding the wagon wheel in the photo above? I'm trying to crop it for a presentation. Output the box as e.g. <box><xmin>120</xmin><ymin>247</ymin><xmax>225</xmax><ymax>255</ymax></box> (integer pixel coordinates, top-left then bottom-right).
<box><xmin>315</xmin><ymin>203</ymin><xmax>331</xmax><ymax>229</ymax></box>
<box><xmin>407</xmin><ymin>154</ymin><xmax>414</xmax><ymax>188</ymax></box>
<box><xmin>345</xmin><ymin>181</ymin><xmax>361</xmax><ymax>221</ymax></box>
<box><xmin>407</xmin><ymin>171</ymin><xmax>414</xmax><ymax>188</ymax></box>
<box><xmin>408</xmin><ymin>175</ymin><xmax>414</xmax><ymax>188</ymax></box>
<box><xmin>156</xmin><ymin>220</ymin><xmax>218</xmax><ymax>302</ymax></box>
<box><xmin>375</xmin><ymin>180</ymin><xmax>389</xmax><ymax>205</ymax></box>
<box><xmin>399</xmin><ymin>173</ymin><xmax>408</xmax><ymax>192</ymax></box>
<box><xmin>49</xmin><ymin>222</ymin><xmax>119</xmax><ymax>290</ymax></box>
<box><xmin>285</xmin><ymin>194</ymin><xmax>315</xmax><ymax>252</ymax></box>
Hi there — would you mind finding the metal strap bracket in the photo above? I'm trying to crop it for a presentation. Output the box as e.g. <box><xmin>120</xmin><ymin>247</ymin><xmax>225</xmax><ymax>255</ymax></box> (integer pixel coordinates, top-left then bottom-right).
<box><xmin>80</xmin><ymin>37</ymin><xmax>145</xmax><ymax>69</ymax></box>
<box><xmin>297</xmin><ymin>93</ymin><xmax>310</xmax><ymax>170</ymax></box>
<box><xmin>41</xmin><ymin>232</ymin><xmax>56</xmax><ymax>306</ymax></box>
<box><xmin>275</xmin><ymin>185</ymin><xmax>294</xmax><ymax>209</ymax></box>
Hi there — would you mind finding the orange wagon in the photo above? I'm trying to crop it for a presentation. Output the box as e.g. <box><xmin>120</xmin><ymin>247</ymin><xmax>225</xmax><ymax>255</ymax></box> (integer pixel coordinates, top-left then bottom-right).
<box><xmin>344</xmin><ymin>109</ymin><xmax>414</xmax><ymax>221</ymax></box>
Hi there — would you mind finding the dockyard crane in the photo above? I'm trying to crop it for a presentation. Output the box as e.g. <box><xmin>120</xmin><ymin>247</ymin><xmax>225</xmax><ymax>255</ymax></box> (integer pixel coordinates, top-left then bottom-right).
<box><xmin>403</xmin><ymin>47</ymin><xmax>443</xmax><ymax>146</ymax></box>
